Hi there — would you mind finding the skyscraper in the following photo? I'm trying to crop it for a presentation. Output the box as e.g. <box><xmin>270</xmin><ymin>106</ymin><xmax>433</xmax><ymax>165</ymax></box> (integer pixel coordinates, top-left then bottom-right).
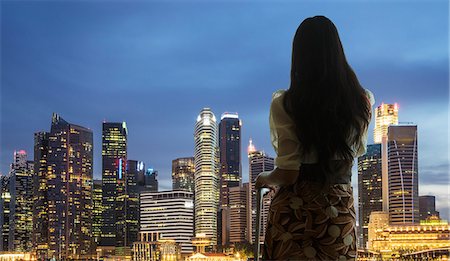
<box><xmin>357</xmin><ymin>144</ymin><xmax>382</xmax><ymax>248</ymax></box>
<box><xmin>218</xmin><ymin>113</ymin><xmax>241</xmax><ymax>246</ymax></box>
<box><xmin>194</xmin><ymin>108</ymin><xmax>219</xmax><ymax>248</ymax></box>
<box><xmin>33</xmin><ymin>113</ymin><xmax>94</xmax><ymax>259</ymax></box>
<box><xmin>33</xmin><ymin>131</ymin><xmax>49</xmax><ymax>259</ymax></box>
<box><xmin>247</xmin><ymin>140</ymin><xmax>274</xmax><ymax>244</ymax></box>
<box><xmin>228</xmin><ymin>184</ymin><xmax>248</xmax><ymax>245</ymax></box>
<box><xmin>374</xmin><ymin>103</ymin><xmax>399</xmax><ymax>144</ymax></box>
<box><xmin>93</xmin><ymin>180</ymin><xmax>103</xmax><ymax>246</ymax></box>
<box><xmin>387</xmin><ymin>125</ymin><xmax>419</xmax><ymax>225</ymax></box>
<box><xmin>0</xmin><ymin>175</ymin><xmax>11</xmax><ymax>251</ymax></box>
<box><xmin>172</xmin><ymin>157</ymin><xmax>195</xmax><ymax>192</ymax></box>
<box><xmin>8</xmin><ymin>150</ymin><xmax>34</xmax><ymax>252</ymax></box>
<box><xmin>219</xmin><ymin>112</ymin><xmax>241</xmax><ymax>207</ymax></box>
<box><xmin>101</xmin><ymin>122</ymin><xmax>127</xmax><ymax>247</ymax></box>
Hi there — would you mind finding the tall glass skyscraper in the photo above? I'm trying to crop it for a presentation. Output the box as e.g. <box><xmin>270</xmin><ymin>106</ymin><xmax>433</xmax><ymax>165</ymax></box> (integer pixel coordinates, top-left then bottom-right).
<box><xmin>218</xmin><ymin>113</ymin><xmax>241</xmax><ymax>207</ymax></box>
<box><xmin>101</xmin><ymin>122</ymin><xmax>128</xmax><ymax>249</ymax></box>
<box><xmin>7</xmin><ymin>150</ymin><xmax>34</xmax><ymax>252</ymax></box>
<box><xmin>172</xmin><ymin>157</ymin><xmax>195</xmax><ymax>192</ymax></box>
<box><xmin>33</xmin><ymin>113</ymin><xmax>94</xmax><ymax>260</ymax></box>
<box><xmin>387</xmin><ymin>125</ymin><xmax>419</xmax><ymax>225</ymax></box>
<box><xmin>93</xmin><ymin>180</ymin><xmax>103</xmax><ymax>246</ymax></box>
<box><xmin>374</xmin><ymin>103</ymin><xmax>398</xmax><ymax>144</ymax></box>
<box><xmin>194</xmin><ymin>108</ymin><xmax>219</xmax><ymax>247</ymax></box>
<box><xmin>33</xmin><ymin>131</ymin><xmax>49</xmax><ymax>259</ymax></box>
<box><xmin>357</xmin><ymin>144</ymin><xmax>382</xmax><ymax>248</ymax></box>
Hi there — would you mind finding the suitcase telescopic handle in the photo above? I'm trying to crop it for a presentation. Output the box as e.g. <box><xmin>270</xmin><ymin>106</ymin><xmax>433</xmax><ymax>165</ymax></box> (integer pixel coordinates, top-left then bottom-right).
<box><xmin>255</xmin><ymin>187</ymin><xmax>271</xmax><ymax>261</ymax></box>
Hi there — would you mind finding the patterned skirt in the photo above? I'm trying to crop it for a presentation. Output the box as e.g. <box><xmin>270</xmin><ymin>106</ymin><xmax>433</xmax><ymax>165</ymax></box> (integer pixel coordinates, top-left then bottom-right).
<box><xmin>262</xmin><ymin>179</ymin><xmax>357</xmax><ymax>261</ymax></box>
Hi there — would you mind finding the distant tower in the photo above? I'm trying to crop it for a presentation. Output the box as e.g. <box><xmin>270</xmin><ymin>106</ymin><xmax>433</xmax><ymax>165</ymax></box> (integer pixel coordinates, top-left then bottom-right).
<box><xmin>101</xmin><ymin>122</ymin><xmax>127</xmax><ymax>247</ymax></box>
<box><xmin>219</xmin><ymin>112</ymin><xmax>242</xmax><ymax>207</ymax></box>
<box><xmin>387</xmin><ymin>125</ymin><xmax>419</xmax><ymax>225</ymax></box>
<box><xmin>228</xmin><ymin>184</ymin><xmax>249</xmax><ymax>245</ymax></box>
<box><xmin>0</xmin><ymin>175</ymin><xmax>11</xmax><ymax>251</ymax></box>
<box><xmin>8</xmin><ymin>150</ymin><xmax>34</xmax><ymax>252</ymax></box>
<box><xmin>33</xmin><ymin>131</ymin><xmax>49</xmax><ymax>259</ymax></box>
<box><xmin>374</xmin><ymin>103</ymin><xmax>399</xmax><ymax>144</ymax></box>
<box><xmin>194</xmin><ymin>108</ymin><xmax>219</xmax><ymax>248</ymax></box>
<box><xmin>357</xmin><ymin>144</ymin><xmax>382</xmax><ymax>248</ymax></box>
<box><xmin>33</xmin><ymin>113</ymin><xmax>94</xmax><ymax>259</ymax></box>
<box><xmin>218</xmin><ymin>113</ymin><xmax>241</xmax><ymax>246</ymax></box>
<box><xmin>247</xmin><ymin>140</ymin><xmax>274</xmax><ymax>244</ymax></box>
<box><xmin>375</xmin><ymin>103</ymin><xmax>399</xmax><ymax>213</ymax></box>
<box><xmin>92</xmin><ymin>180</ymin><xmax>103</xmax><ymax>246</ymax></box>
<box><xmin>172</xmin><ymin>157</ymin><xmax>195</xmax><ymax>192</ymax></box>
<box><xmin>419</xmin><ymin>195</ymin><xmax>440</xmax><ymax>221</ymax></box>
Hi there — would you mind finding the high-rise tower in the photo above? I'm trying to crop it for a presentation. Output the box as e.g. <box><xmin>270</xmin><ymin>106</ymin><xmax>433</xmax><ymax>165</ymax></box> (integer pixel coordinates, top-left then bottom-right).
<box><xmin>101</xmin><ymin>122</ymin><xmax>127</xmax><ymax>247</ymax></box>
<box><xmin>374</xmin><ymin>103</ymin><xmax>399</xmax><ymax>144</ymax></box>
<box><xmin>218</xmin><ymin>113</ymin><xmax>241</xmax><ymax>246</ymax></box>
<box><xmin>194</xmin><ymin>108</ymin><xmax>219</xmax><ymax>248</ymax></box>
<box><xmin>8</xmin><ymin>150</ymin><xmax>34</xmax><ymax>252</ymax></box>
<box><xmin>387</xmin><ymin>125</ymin><xmax>419</xmax><ymax>225</ymax></box>
<box><xmin>33</xmin><ymin>131</ymin><xmax>49</xmax><ymax>259</ymax></box>
<box><xmin>219</xmin><ymin>113</ymin><xmax>241</xmax><ymax>207</ymax></box>
<box><xmin>247</xmin><ymin>140</ymin><xmax>274</xmax><ymax>244</ymax></box>
<box><xmin>172</xmin><ymin>157</ymin><xmax>195</xmax><ymax>192</ymax></box>
<box><xmin>357</xmin><ymin>144</ymin><xmax>382</xmax><ymax>248</ymax></box>
<box><xmin>33</xmin><ymin>113</ymin><xmax>94</xmax><ymax>260</ymax></box>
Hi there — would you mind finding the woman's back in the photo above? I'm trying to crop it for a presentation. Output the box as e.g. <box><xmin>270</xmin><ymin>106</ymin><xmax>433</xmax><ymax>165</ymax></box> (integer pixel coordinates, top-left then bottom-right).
<box><xmin>256</xmin><ymin>16</ymin><xmax>374</xmax><ymax>261</ymax></box>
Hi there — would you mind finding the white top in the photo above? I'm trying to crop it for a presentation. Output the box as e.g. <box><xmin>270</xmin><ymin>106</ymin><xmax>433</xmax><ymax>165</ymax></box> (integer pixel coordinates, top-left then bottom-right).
<box><xmin>269</xmin><ymin>89</ymin><xmax>375</xmax><ymax>170</ymax></box>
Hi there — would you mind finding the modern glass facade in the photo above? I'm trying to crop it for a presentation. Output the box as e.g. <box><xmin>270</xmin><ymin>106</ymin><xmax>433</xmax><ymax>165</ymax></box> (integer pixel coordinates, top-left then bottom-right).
<box><xmin>194</xmin><ymin>108</ymin><xmax>219</xmax><ymax>247</ymax></box>
<box><xmin>8</xmin><ymin>151</ymin><xmax>34</xmax><ymax>252</ymax></box>
<box><xmin>140</xmin><ymin>190</ymin><xmax>194</xmax><ymax>254</ymax></box>
<box><xmin>33</xmin><ymin>131</ymin><xmax>49</xmax><ymax>259</ymax></box>
<box><xmin>33</xmin><ymin>113</ymin><xmax>94</xmax><ymax>260</ymax></box>
<box><xmin>172</xmin><ymin>157</ymin><xmax>195</xmax><ymax>192</ymax></box>
<box><xmin>357</xmin><ymin>143</ymin><xmax>382</xmax><ymax>249</ymax></box>
<box><xmin>101</xmin><ymin>122</ymin><xmax>127</xmax><ymax>247</ymax></box>
<box><xmin>387</xmin><ymin>125</ymin><xmax>419</xmax><ymax>225</ymax></box>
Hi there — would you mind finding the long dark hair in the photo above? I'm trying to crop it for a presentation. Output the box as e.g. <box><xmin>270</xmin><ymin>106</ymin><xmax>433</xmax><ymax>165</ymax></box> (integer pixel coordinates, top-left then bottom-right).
<box><xmin>284</xmin><ymin>16</ymin><xmax>371</xmax><ymax>180</ymax></box>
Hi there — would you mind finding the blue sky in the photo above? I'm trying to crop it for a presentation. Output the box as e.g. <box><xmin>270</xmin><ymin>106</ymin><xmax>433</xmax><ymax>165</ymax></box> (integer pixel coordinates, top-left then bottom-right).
<box><xmin>1</xmin><ymin>1</ymin><xmax>448</xmax><ymax>219</ymax></box>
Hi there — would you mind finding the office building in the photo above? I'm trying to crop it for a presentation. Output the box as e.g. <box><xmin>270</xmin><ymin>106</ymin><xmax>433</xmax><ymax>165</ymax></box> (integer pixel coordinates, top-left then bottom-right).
<box><xmin>419</xmin><ymin>195</ymin><xmax>439</xmax><ymax>221</ymax></box>
<box><xmin>357</xmin><ymin>144</ymin><xmax>383</xmax><ymax>248</ymax></box>
<box><xmin>101</xmin><ymin>122</ymin><xmax>127</xmax><ymax>247</ymax></box>
<box><xmin>194</xmin><ymin>108</ymin><xmax>219</xmax><ymax>247</ymax></box>
<box><xmin>7</xmin><ymin>150</ymin><xmax>34</xmax><ymax>252</ymax></box>
<box><xmin>228</xmin><ymin>184</ymin><xmax>248</xmax><ymax>245</ymax></box>
<box><xmin>33</xmin><ymin>131</ymin><xmax>49</xmax><ymax>259</ymax></box>
<box><xmin>387</xmin><ymin>125</ymin><xmax>419</xmax><ymax>225</ymax></box>
<box><xmin>33</xmin><ymin>113</ymin><xmax>94</xmax><ymax>259</ymax></box>
<box><xmin>140</xmin><ymin>190</ymin><xmax>194</xmax><ymax>255</ymax></box>
<box><xmin>0</xmin><ymin>175</ymin><xmax>11</xmax><ymax>251</ymax></box>
<box><xmin>247</xmin><ymin>140</ymin><xmax>274</xmax><ymax>243</ymax></box>
<box><xmin>374</xmin><ymin>103</ymin><xmax>399</xmax><ymax>144</ymax></box>
<box><xmin>172</xmin><ymin>157</ymin><xmax>195</xmax><ymax>192</ymax></box>
<box><xmin>93</xmin><ymin>180</ymin><xmax>103</xmax><ymax>246</ymax></box>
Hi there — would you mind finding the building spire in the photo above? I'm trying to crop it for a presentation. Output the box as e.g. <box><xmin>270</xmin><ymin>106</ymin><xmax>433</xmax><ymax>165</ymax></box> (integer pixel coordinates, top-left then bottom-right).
<box><xmin>248</xmin><ymin>138</ymin><xmax>256</xmax><ymax>154</ymax></box>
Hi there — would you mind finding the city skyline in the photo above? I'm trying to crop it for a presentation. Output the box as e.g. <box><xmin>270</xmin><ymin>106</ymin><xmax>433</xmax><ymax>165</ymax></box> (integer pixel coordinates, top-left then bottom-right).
<box><xmin>1</xmin><ymin>0</ymin><xmax>448</xmax><ymax>222</ymax></box>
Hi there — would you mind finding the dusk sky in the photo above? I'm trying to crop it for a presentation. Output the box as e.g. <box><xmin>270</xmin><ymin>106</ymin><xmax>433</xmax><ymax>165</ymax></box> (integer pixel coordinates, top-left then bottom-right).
<box><xmin>1</xmin><ymin>1</ymin><xmax>448</xmax><ymax>219</ymax></box>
